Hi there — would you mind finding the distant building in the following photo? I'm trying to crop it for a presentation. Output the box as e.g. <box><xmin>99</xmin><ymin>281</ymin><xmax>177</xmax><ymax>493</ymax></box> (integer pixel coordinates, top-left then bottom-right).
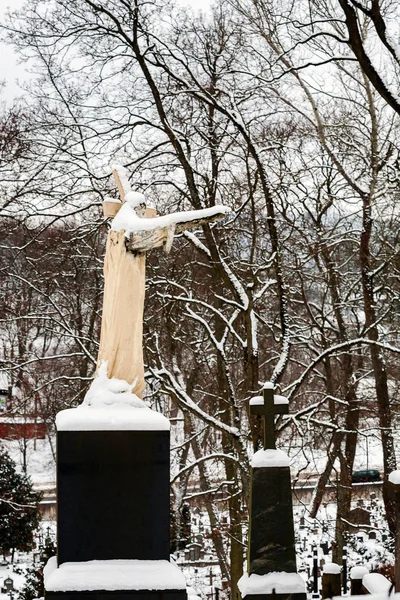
<box><xmin>0</xmin><ymin>374</ymin><xmax>46</xmax><ymax>439</ymax></box>
<box><xmin>0</xmin><ymin>414</ymin><xmax>47</xmax><ymax>440</ymax></box>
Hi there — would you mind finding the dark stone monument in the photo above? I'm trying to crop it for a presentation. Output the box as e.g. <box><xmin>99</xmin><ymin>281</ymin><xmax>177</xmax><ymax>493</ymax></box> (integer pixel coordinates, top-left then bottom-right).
<box><xmin>321</xmin><ymin>564</ymin><xmax>341</xmax><ymax>599</ymax></box>
<box><xmin>348</xmin><ymin>507</ymin><xmax>371</xmax><ymax>532</ymax></box>
<box><xmin>44</xmin><ymin>406</ymin><xmax>188</xmax><ymax>600</ymax></box>
<box><xmin>238</xmin><ymin>384</ymin><xmax>306</xmax><ymax>600</ymax></box>
<box><xmin>350</xmin><ymin>566</ymin><xmax>369</xmax><ymax>595</ymax></box>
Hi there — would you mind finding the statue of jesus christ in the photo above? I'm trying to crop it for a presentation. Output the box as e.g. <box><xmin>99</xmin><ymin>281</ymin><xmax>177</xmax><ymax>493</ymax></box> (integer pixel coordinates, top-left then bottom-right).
<box><xmin>95</xmin><ymin>166</ymin><xmax>230</xmax><ymax>399</ymax></box>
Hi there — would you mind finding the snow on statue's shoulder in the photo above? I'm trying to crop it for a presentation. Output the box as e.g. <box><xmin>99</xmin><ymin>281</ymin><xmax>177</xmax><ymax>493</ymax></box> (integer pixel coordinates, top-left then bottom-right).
<box><xmin>251</xmin><ymin>449</ymin><xmax>290</xmax><ymax>468</ymax></box>
<box><xmin>238</xmin><ymin>572</ymin><xmax>305</xmax><ymax>596</ymax></box>
<box><xmin>56</xmin><ymin>363</ymin><xmax>169</xmax><ymax>432</ymax></box>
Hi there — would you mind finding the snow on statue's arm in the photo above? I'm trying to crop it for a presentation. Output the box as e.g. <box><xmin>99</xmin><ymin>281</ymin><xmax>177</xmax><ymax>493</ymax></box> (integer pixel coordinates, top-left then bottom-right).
<box><xmin>111</xmin><ymin>195</ymin><xmax>231</xmax><ymax>254</ymax></box>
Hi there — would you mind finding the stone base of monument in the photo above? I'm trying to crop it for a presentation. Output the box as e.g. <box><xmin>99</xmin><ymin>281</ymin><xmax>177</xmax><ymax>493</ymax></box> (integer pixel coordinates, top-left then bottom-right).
<box><xmin>248</xmin><ymin>450</ymin><xmax>298</xmax><ymax>574</ymax></box>
<box><xmin>238</xmin><ymin>572</ymin><xmax>306</xmax><ymax>600</ymax></box>
<box><xmin>241</xmin><ymin>447</ymin><xmax>306</xmax><ymax>600</ymax></box>
<box><xmin>44</xmin><ymin>557</ymin><xmax>188</xmax><ymax>600</ymax></box>
<box><xmin>44</xmin><ymin>405</ymin><xmax>187</xmax><ymax>600</ymax></box>
<box><xmin>56</xmin><ymin>408</ymin><xmax>171</xmax><ymax>563</ymax></box>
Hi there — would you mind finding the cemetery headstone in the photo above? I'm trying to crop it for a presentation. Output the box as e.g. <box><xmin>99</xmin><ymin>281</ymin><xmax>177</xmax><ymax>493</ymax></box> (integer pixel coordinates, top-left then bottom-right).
<box><xmin>237</xmin><ymin>384</ymin><xmax>306</xmax><ymax>600</ymax></box>
<box><xmin>321</xmin><ymin>564</ymin><xmax>341</xmax><ymax>600</ymax></box>
<box><xmin>350</xmin><ymin>566</ymin><xmax>369</xmax><ymax>596</ymax></box>
<box><xmin>43</xmin><ymin>170</ymin><xmax>230</xmax><ymax>600</ymax></box>
<box><xmin>1</xmin><ymin>578</ymin><xmax>14</xmax><ymax>594</ymax></box>
<box><xmin>320</xmin><ymin>541</ymin><xmax>330</xmax><ymax>556</ymax></box>
<box><xmin>349</xmin><ymin>508</ymin><xmax>370</xmax><ymax>532</ymax></box>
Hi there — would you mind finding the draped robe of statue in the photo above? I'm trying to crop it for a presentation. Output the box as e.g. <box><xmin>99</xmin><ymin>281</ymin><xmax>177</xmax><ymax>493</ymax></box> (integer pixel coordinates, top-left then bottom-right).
<box><xmin>96</xmin><ymin>166</ymin><xmax>229</xmax><ymax>398</ymax></box>
<box><xmin>97</xmin><ymin>229</ymin><xmax>147</xmax><ymax>396</ymax></box>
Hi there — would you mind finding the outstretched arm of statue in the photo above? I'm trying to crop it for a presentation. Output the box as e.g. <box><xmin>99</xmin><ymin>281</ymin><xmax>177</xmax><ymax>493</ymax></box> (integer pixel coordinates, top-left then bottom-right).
<box><xmin>112</xmin><ymin>203</ymin><xmax>231</xmax><ymax>254</ymax></box>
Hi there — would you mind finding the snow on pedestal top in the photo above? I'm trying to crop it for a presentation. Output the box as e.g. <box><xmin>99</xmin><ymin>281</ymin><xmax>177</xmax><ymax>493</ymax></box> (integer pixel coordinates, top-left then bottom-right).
<box><xmin>56</xmin><ymin>363</ymin><xmax>170</xmax><ymax>431</ymax></box>
<box><xmin>56</xmin><ymin>406</ymin><xmax>170</xmax><ymax>431</ymax></box>
<box><xmin>251</xmin><ymin>448</ymin><xmax>290</xmax><ymax>468</ymax></box>
<box><xmin>238</xmin><ymin>572</ymin><xmax>305</xmax><ymax>596</ymax></box>
<box><xmin>44</xmin><ymin>558</ymin><xmax>186</xmax><ymax>592</ymax></box>
<box><xmin>323</xmin><ymin>563</ymin><xmax>341</xmax><ymax>574</ymax></box>
<box><xmin>350</xmin><ymin>566</ymin><xmax>369</xmax><ymax>580</ymax></box>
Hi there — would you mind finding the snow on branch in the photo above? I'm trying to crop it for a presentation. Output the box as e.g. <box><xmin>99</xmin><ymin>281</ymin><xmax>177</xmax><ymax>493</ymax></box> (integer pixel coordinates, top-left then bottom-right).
<box><xmin>152</xmin><ymin>367</ymin><xmax>241</xmax><ymax>439</ymax></box>
<box><xmin>171</xmin><ymin>453</ymin><xmax>241</xmax><ymax>485</ymax></box>
<box><xmin>284</xmin><ymin>337</ymin><xmax>400</xmax><ymax>398</ymax></box>
<box><xmin>0</xmin><ymin>497</ymin><xmax>37</xmax><ymax>511</ymax></box>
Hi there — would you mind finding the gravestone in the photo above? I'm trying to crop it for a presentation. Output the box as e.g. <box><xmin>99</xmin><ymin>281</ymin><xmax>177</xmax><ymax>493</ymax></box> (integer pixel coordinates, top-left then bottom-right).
<box><xmin>321</xmin><ymin>564</ymin><xmax>341</xmax><ymax>600</ymax></box>
<box><xmin>238</xmin><ymin>384</ymin><xmax>306</xmax><ymax>600</ymax></box>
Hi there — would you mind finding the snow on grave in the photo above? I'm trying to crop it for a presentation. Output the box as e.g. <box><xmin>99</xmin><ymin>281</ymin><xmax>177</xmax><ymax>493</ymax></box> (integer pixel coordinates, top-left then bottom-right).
<box><xmin>362</xmin><ymin>572</ymin><xmax>392</xmax><ymax>594</ymax></box>
<box><xmin>238</xmin><ymin>573</ymin><xmax>306</xmax><ymax>596</ymax></box>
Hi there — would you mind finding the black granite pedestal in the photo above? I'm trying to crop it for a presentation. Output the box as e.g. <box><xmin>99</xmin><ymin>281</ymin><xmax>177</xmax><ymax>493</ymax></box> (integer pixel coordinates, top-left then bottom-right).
<box><xmin>44</xmin><ymin>408</ymin><xmax>188</xmax><ymax>600</ymax></box>
<box><xmin>238</xmin><ymin>460</ymin><xmax>306</xmax><ymax>600</ymax></box>
<box><xmin>57</xmin><ymin>430</ymin><xmax>170</xmax><ymax>563</ymax></box>
<box><xmin>248</xmin><ymin>465</ymin><xmax>296</xmax><ymax>575</ymax></box>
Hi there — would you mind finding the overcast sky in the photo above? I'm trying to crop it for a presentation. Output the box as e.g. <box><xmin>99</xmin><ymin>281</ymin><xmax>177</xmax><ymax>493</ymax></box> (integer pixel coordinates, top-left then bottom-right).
<box><xmin>0</xmin><ymin>0</ymin><xmax>27</xmax><ymax>101</ymax></box>
<box><xmin>0</xmin><ymin>0</ymin><xmax>209</xmax><ymax>102</ymax></box>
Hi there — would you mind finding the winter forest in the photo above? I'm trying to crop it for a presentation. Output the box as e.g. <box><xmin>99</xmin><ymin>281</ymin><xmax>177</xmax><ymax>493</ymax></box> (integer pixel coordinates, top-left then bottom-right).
<box><xmin>1</xmin><ymin>0</ymin><xmax>400</xmax><ymax>597</ymax></box>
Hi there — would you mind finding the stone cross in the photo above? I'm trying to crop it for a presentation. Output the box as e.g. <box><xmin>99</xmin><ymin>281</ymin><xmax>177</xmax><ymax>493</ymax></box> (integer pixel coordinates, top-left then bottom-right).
<box><xmin>97</xmin><ymin>165</ymin><xmax>229</xmax><ymax>398</ymax></box>
<box><xmin>249</xmin><ymin>385</ymin><xmax>289</xmax><ymax>449</ymax></box>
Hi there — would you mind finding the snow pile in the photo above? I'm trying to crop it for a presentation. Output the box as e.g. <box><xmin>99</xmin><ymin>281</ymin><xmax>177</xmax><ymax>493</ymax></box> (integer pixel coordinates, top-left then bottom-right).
<box><xmin>238</xmin><ymin>572</ymin><xmax>305</xmax><ymax>595</ymax></box>
<box><xmin>350</xmin><ymin>566</ymin><xmax>369</xmax><ymax>580</ymax></box>
<box><xmin>323</xmin><ymin>563</ymin><xmax>341</xmax><ymax>574</ymax></box>
<box><xmin>112</xmin><ymin>203</ymin><xmax>230</xmax><ymax>236</ymax></box>
<box><xmin>82</xmin><ymin>363</ymin><xmax>145</xmax><ymax>408</ymax></box>
<box><xmin>263</xmin><ymin>381</ymin><xmax>274</xmax><ymax>389</ymax></box>
<box><xmin>362</xmin><ymin>573</ymin><xmax>392</xmax><ymax>594</ymax></box>
<box><xmin>44</xmin><ymin>559</ymin><xmax>186</xmax><ymax>592</ymax></box>
<box><xmin>111</xmin><ymin>164</ymin><xmax>131</xmax><ymax>196</ymax></box>
<box><xmin>252</xmin><ymin>448</ymin><xmax>290</xmax><ymax>468</ymax></box>
<box><xmin>389</xmin><ymin>470</ymin><xmax>400</xmax><ymax>485</ymax></box>
<box><xmin>56</xmin><ymin>406</ymin><xmax>170</xmax><ymax>431</ymax></box>
<box><xmin>55</xmin><ymin>364</ymin><xmax>170</xmax><ymax>431</ymax></box>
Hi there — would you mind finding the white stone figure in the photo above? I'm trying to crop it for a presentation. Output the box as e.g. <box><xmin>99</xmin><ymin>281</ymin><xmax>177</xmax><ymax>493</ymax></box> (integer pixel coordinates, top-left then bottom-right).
<box><xmin>96</xmin><ymin>165</ymin><xmax>230</xmax><ymax>398</ymax></box>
